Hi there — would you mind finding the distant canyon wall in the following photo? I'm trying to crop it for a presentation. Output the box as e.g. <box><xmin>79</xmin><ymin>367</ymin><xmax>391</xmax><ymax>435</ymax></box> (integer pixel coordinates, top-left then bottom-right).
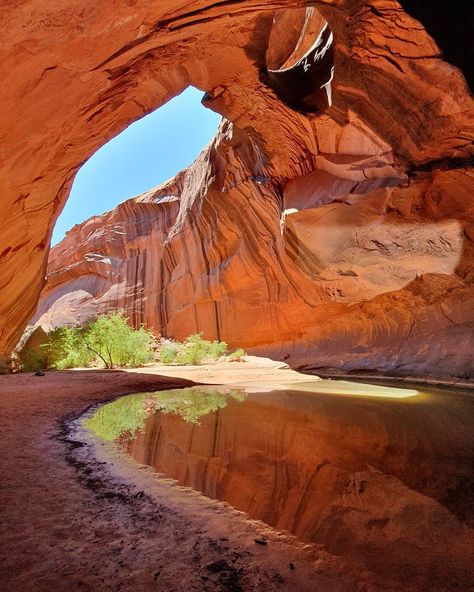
<box><xmin>1</xmin><ymin>1</ymin><xmax>473</xmax><ymax>378</ymax></box>
<box><xmin>33</xmin><ymin>122</ymin><xmax>474</xmax><ymax>377</ymax></box>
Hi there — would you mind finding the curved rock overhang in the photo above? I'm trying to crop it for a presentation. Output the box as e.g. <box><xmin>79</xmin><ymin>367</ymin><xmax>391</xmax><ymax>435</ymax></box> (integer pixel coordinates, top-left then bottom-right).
<box><xmin>1</xmin><ymin>1</ymin><xmax>473</xmax><ymax>378</ymax></box>
<box><xmin>265</xmin><ymin>8</ymin><xmax>335</xmax><ymax>113</ymax></box>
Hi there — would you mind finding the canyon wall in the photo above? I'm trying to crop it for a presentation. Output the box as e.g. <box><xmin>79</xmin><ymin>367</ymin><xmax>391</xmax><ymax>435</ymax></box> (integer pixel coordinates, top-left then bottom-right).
<box><xmin>33</xmin><ymin>130</ymin><xmax>474</xmax><ymax>378</ymax></box>
<box><xmin>1</xmin><ymin>1</ymin><xmax>473</xmax><ymax>378</ymax></box>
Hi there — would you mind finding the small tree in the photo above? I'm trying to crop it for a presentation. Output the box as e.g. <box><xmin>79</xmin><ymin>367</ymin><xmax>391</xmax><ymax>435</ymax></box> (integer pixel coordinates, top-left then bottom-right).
<box><xmin>19</xmin><ymin>312</ymin><xmax>154</xmax><ymax>371</ymax></box>
<box><xmin>42</xmin><ymin>326</ymin><xmax>94</xmax><ymax>369</ymax></box>
<box><xmin>83</xmin><ymin>311</ymin><xmax>153</xmax><ymax>369</ymax></box>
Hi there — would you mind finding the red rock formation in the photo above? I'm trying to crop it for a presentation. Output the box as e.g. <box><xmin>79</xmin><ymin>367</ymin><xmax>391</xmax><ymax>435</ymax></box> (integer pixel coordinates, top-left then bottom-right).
<box><xmin>33</xmin><ymin>137</ymin><xmax>474</xmax><ymax>378</ymax></box>
<box><xmin>34</xmin><ymin>187</ymin><xmax>180</xmax><ymax>329</ymax></box>
<box><xmin>1</xmin><ymin>2</ymin><xmax>473</xmax><ymax>378</ymax></box>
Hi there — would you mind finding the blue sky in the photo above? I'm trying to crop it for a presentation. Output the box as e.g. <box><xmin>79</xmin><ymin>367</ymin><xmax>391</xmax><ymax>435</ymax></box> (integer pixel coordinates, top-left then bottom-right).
<box><xmin>52</xmin><ymin>86</ymin><xmax>221</xmax><ymax>245</ymax></box>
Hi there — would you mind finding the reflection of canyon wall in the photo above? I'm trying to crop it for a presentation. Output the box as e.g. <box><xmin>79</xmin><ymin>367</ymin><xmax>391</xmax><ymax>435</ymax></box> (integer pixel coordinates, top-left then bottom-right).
<box><xmin>2</xmin><ymin>1</ymin><xmax>473</xmax><ymax>377</ymax></box>
<box><xmin>119</xmin><ymin>389</ymin><xmax>474</xmax><ymax>590</ymax></box>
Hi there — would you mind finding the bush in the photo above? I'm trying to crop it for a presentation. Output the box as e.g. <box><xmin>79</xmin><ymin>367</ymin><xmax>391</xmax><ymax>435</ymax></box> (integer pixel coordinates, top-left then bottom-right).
<box><xmin>175</xmin><ymin>346</ymin><xmax>201</xmax><ymax>365</ymax></box>
<box><xmin>83</xmin><ymin>311</ymin><xmax>154</xmax><ymax>369</ymax></box>
<box><xmin>206</xmin><ymin>339</ymin><xmax>228</xmax><ymax>359</ymax></box>
<box><xmin>228</xmin><ymin>348</ymin><xmax>247</xmax><ymax>362</ymax></box>
<box><xmin>158</xmin><ymin>345</ymin><xmax>178</xmax><ymax>364</ymax></box>
<box><xmin>159</xmin><ymin>333</ymin><xmax>228</xmax><ymax>365</ymax></box>
<box><xmin>118</xmin><ymin>326</ymin><xmax>155</xmax><ymax>367</ymax></box>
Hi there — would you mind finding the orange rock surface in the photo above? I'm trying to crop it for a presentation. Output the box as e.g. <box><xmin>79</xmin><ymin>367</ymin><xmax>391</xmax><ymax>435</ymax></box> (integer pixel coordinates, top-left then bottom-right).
<box><xmin>1</xmin><ymin>1</ymin><xmax>473</xmax><ymax>378</ymax></box>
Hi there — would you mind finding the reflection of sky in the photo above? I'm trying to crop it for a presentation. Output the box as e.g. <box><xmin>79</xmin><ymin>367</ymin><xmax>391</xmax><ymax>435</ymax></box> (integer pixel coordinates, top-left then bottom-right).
<box><xmin>52</xmin><ymin>87</ymin><xmax>220</xmax><ymax>245</ymax></box>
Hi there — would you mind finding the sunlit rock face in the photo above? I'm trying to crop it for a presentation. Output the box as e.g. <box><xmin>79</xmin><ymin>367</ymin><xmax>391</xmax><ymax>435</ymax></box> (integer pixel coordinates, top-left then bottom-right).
<box><xmin>33</xmin><ymin>190</ymin><xmax>180</xmax><ymax>330</ymax></box>
<box><xmin>2</xmin><ymin>1</ymin><xmax>473</xmax><ymax>377</ymax></box>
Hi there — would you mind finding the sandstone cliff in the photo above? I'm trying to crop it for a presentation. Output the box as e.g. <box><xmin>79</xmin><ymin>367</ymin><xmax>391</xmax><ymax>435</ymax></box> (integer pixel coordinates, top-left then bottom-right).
<box><xmin>1</xmin><ymin>1</ymin><xmax>473</xmax><ymax>378</ymax></box>
<box><xmin>34</xmin><ymin>123</ymin><xmax>474</xmax><ymax>378</ymax></box>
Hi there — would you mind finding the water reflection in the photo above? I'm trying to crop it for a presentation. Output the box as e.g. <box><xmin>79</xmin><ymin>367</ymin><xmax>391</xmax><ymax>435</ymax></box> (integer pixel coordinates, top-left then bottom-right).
<box><xmin>244</xmin><ymin>380</ymin><xmax>419</xmax><ymax>398</ymax></box>
<box><xmin>87</xmin><ymin>382</ymin><xmax>474</xmax><ymax>588</ymax></box>
<box><xmin>87</xmin><ymin>387</ymin><xmax>247</xmax><ymax>440</ymax></box>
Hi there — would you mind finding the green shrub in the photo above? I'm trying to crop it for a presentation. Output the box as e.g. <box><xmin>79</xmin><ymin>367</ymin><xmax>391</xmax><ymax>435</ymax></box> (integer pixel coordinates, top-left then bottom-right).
<box><xmin>158</xmin><ymin>333</ymin><xmax>234</xmax><ymax>366</ymax></box>
<box><xmin>207</xmin><ymin>339</ymin><xmax>228</xmax><ymax>359</ymax></box>
<box><xmin>228</xmin><ymin>348</ymin><xmax>247</xmax><ymax>362</ymax></box>
<box><xmin>175</xmin><ymin>345</ymin><xmax>201</xmax><ymax>365</ymax></box>
<box><xmin>83</xmin><ymin>311</ymin><xmax>153</xmax><ymax>369</ymax></box>
<box><xmin>42</xmin><ymin>326</ymin><xmax>94</xmax><ymax>369</ymax></box>
<box><xmin>158</xmin><ymin>345</ymin><xmax>178</xmax><ymax>364</ymax></box>
<box><xmin>114</xmin><ymin>324</ymin><xmax>154</xmax><ymax>367</ymax></box>
<box><xmin>21</xmin><ymin>349</ymin><xmax>48</xmax><ymax>372</ymax></box>
<box><xmin>173</xmin><ymin>333</ymin><xmax>228</xmax><ymax>365</ymax></box>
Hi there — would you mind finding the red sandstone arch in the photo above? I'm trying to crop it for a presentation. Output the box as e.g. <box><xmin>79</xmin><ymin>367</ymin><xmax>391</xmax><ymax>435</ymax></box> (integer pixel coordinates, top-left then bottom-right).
<box><xmin>1</xmin><ymin>1</ymin><xmax>473</xmax><ymax>377</ymax></box>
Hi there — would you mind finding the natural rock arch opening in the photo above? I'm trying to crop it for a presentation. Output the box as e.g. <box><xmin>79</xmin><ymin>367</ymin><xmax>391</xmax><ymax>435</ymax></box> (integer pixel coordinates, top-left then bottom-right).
<box><xmin>52</xmin><ymin>86</ymin><xmax>220</xmax><ymax>245</ymax></box>
<box><xmin>264</xmin><ymin>7</ymin><xmax>334</xmax><ymax>114</ymax></box>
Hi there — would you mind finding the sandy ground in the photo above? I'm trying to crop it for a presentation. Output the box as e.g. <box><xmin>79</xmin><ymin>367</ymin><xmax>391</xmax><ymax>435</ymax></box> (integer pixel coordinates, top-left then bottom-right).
<box><xmin>0</xmin><ymin>360</ymin><xmax>379</xmax><ymax>592</ymax></box>
<box><xmin>132</xmin><ymin>356</ymin><xmax>317</xmax><ymax>387</ymax></box>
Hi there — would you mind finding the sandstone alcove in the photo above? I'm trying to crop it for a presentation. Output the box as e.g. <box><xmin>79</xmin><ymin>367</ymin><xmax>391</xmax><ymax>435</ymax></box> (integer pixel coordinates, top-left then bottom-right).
<box><xmin>265</xmin><ymin>6</ymin><xmax>334</xmax><ymax>113</ymax></box>
<box><xmin>1</xmin><ymin>0</ymin><xmax>472</xmax><ymax>380</ymax></box>
<box><xmin>1</xmin><ymin>3</ymin><xmax>474</xmax><ymax>592</ymax></box>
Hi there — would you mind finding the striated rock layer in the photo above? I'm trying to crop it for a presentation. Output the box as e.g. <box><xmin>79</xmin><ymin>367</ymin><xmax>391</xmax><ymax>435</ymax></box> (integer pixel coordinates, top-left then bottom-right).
<box><xmin>34</xmin><ymin>138</ymin><xmax>474</xmax><ymax>378</ymax></box>
<box><xmin>1</xmin><ymin>1</ymin><xmax>473</xmax><ymax>378</ymax></box>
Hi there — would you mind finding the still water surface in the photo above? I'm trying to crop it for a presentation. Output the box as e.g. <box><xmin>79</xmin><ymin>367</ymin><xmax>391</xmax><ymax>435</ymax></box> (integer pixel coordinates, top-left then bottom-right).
<box><xmin>86</xmin><ymin>380</ymin><xmax>474</xmax><ymax>583</ymax></box>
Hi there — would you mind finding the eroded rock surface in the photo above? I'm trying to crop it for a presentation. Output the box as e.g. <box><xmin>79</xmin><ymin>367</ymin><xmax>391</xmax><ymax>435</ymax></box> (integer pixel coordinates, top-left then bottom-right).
<box><xmin>1</xmin><ymin>1</ymin><xmax>473</xmax><ymax>378</ymax></box>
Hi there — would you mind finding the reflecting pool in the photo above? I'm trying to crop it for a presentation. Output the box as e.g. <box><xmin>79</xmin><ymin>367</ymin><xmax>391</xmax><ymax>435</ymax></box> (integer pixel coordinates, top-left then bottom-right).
<box><xmin>86</xmin><ymin>381</ymin><xmax>474</xmax><ymax>586</ymax></box>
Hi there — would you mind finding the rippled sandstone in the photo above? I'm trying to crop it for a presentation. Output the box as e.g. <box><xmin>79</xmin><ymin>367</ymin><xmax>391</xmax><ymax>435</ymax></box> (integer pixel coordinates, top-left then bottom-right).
<box><xmin>1</xmin><ymin>1</ymin><xmax>472</xmax><ymax>378</ymax></box>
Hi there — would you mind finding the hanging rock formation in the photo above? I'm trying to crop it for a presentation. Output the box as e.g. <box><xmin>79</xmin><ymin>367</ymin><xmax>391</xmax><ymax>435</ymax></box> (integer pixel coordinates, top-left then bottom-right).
<box><xmin>1</xmin><ymin>1</ymin><xmax>473</xmax><ymax>378</ymax></box>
